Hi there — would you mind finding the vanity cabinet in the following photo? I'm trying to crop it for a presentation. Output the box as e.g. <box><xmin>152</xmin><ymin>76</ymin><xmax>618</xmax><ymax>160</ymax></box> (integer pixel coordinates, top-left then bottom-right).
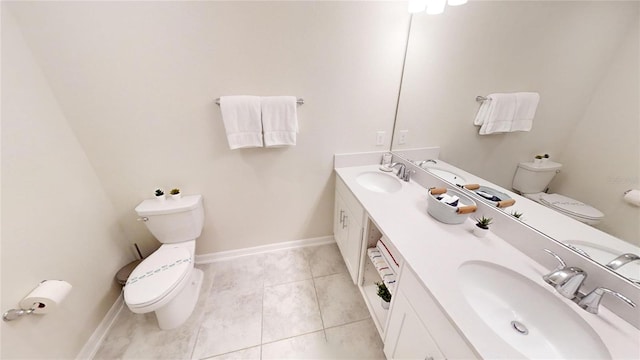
<box><xmin>334</xmin><ymin>177</ymin><xmax>365</xmax><ymax>284</ymax></box>
<box><xmin>385</xmin><ymin>265</ymin><xmax>478</xmax><ymax>360</ymax></box>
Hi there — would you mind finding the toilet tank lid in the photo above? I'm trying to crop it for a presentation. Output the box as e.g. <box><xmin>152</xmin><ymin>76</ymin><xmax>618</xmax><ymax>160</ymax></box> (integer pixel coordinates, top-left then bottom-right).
<box><xmin>135</xmin><ymin>195</ymin><xmax>202</xmax><ymax>216</ymax></box>
<box><xmin>518</xmin><ymin>161</ymin><xmax>562</xmax><ymax>172</ymax></box>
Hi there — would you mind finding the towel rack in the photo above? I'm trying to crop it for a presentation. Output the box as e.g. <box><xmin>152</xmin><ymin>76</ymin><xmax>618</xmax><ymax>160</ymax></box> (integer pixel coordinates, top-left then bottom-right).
<box><xmin>215</xmin><ymin>97</ymin><xmax>304</xmax><ymax>105</ymax></box>
<box><xmin>476</xmin><ymin>95</ymin><xmax>489</xmax><ymax>102</ymax></box>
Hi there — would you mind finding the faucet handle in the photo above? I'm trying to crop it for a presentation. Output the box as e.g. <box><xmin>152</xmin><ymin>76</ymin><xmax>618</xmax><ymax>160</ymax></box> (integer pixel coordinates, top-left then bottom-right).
<box><xmin>605</xmin><ymin>253</ymin><xmax>640</xmax><ymax>270</ymax></box>
<box><xmin>542</xmin><ymin>249</ymin><xmax>567</xmax><ymax>284</ymax></box>
<box><xmin>578</xmin><ymin>287</ymin><xmax>637</xmax><ymax>314</ymax></box>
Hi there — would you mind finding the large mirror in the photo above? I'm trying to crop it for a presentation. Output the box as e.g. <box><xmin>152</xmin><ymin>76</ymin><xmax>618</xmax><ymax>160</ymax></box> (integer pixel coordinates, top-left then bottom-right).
<box><xmin>391</xmin><ymin>1</ymin><xmax>639</xmax><ymax>283</ymax></box>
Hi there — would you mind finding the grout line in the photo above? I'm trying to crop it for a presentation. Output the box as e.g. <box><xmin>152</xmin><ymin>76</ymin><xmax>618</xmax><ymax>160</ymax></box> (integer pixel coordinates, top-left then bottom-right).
<box><xmin>310</xmin><ymin>274</ymin><xmax>328</xmax><ymax>341</ymax></box>
<box><xmin>260</xmin><ymin>329</ymin><xmax>327</xmax><ymax>346</ymax></box>
<box><xmin>323</xmin><ymin>317</ymin><xmax>373</xmax><ymax>332</ymax></box>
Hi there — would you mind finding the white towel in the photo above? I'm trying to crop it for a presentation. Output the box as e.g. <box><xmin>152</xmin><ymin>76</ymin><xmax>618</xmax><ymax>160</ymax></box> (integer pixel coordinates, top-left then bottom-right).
<box><xmin>261</xmin><ymin>96</ymin><xmax>298</xmax><ymax>147</ymax></box>
<box><xmin>220</xmin><ymin>96</ymin><xmax>263</xmax><ymax>149</ymax></box>
<box><xmin>510</xmin><ymin>92</ymin><xmax>540</xmax><ymax>132</ymax></box>
<box><xmin>479</xmin><ymin>93</ymin><xmax>517</xmax><ymax>135</ymax></box>
<box><xmin>476</xmin><ymin>92</ymin><xmax>539</xmax><ymax>135</ymax></box>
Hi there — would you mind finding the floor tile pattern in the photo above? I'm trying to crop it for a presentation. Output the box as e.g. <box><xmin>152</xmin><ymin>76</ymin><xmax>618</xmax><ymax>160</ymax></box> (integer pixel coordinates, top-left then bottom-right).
<box><xmin>94</xmin><ymin>243</ymin><xmax>385</xmax><ymax>359</ymax></box>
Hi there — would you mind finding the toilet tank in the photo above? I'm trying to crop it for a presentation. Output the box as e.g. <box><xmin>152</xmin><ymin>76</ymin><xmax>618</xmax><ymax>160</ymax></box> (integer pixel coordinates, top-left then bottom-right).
<box><xmin>512</xmin><ymin>161</ymin><xmax>562</xmax><ymax>194</ymax></box>
<box><xmin>135</xmin><ymin>195</ymin><xmax>204</xmax><ymax>243</ymax></box>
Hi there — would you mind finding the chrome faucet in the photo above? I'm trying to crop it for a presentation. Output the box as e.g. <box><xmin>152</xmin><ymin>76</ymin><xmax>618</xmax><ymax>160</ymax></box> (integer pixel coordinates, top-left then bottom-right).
<box><xmin>578</xmin><ymin>287</ymin><xmax>636</xmax><ymax>314</ymax></box>
<box><xmin>415</xmin><ymin>159</ymin><xmax>437</xmax><ymax>168</ymax></box>
<box><xmin>543</xmin><ymin>249</ymin><xmax>637</xmax><ymax>314</ymax></box>
<box><xmin>605</xmin><ymin>253</ymin><xmax>640</xmax><ymax>270</ymax></box>
<box><xmin>389</xmin><ymin>162</ymin><xmax>413</xmax><ymax>182</ymax></box>
<box><xmin>543</xmin><ymin>249</ymin><xmax>587</xmax><ymax>299</ymax></box>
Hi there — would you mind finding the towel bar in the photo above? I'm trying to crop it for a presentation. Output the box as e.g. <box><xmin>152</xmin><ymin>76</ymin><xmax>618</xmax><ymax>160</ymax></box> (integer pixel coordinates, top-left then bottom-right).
<box><xmin>215</xmin><ymin>97</ymin><xmax>304</xmax><ymax>105</ymax></box>
<box><xmin>476</xmin><ymin>95</ymin><xmax>489</xmax><ymax>102</ymax></box>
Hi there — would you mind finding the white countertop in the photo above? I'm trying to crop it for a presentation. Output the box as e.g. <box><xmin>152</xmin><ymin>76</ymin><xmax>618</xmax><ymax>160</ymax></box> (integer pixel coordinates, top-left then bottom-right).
<box><xmin>419</xmin><ymin>160</ymin><xmax>640</xmax><ymax>281</ymax></box>
<box><xmin>336</xmin><ymin>164</ymin><xmax>639</xmax><ymax>359</ymax></box>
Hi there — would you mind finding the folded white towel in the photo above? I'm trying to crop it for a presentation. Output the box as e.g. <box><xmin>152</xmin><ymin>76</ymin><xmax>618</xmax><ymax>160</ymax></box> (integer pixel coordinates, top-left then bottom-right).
<box><xmin>261</xmin><ymin>96</ymin><xmax>298</xmax><ymax>147</ymax></box>
<box><xmin>479</xmin><ymin>93</ymin><xmax>517</xmax><ymax>135</ymax></box>
<box><xmin>476</xmin><ymin>92</ymin><xmax>540</xmax><ymax>135</ymax></box>
<box><xmin>220</xmin><ymin>96</ymin><xmax>263</xmax><ymax>149</ymax></box>
<box><xmin>510</xmin><ymin>92</ymin><xmax>540</xmax><ymax>132</ymax></box>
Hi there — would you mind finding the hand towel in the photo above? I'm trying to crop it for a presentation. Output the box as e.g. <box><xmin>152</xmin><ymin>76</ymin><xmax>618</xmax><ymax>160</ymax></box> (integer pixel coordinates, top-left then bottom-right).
<box><xmin>473</xmin><ymin>98</ymin><xmax>492</xmax><ymax>126</ymax></box>
<box><xmin>220</xmin><ymin>96</ymin><xmax>263</xmax><ymax>149</ymax></box>
<box><xmin>479</xmin><ymin>93</ymin><xmax>517</xmax><ymax>135</ymax></box>
<box><xmin>510</xmin><ymin>92</ymin><xmax>540</xmax><ymax>132</ymax></box>
<box><xmin>261</xmin><ymin>96</ymin><xmax>298</xmax><ymax>147</ymax></box>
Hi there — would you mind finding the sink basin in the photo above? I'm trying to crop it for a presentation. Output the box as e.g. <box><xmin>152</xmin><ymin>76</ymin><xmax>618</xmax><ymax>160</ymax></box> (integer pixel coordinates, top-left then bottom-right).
<box><xmin>424</xmin><ymin>167</ymin><xmax>467</xmax><ymax>184</ymax></box>
<box><xmin>356</xmin><ymin>171</ymin><xmax>402</xmax><ymax>193</ymax></box>
<box><xmin>458</xmin><ymin>261</ymin><xmax>610</xmax><ymax>359</ymax></box>
<box><xmin>564</xmin><ymin>240</ymin><xmax>640</xmax><ymax>282</ymax></box>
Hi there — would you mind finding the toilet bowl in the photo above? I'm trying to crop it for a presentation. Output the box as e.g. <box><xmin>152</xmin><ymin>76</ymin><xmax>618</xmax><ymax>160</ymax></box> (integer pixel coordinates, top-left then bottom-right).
<box><xmin>124</xmin><ymin>194</ymin><xmax>205</xmax><ymax>329</ymax></box>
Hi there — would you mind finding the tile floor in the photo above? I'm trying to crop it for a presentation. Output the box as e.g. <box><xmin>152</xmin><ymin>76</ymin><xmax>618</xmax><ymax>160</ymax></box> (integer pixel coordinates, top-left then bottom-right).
<box><xmin>94</xmin><ymin>243</ymin><xmax>385</xmax><ymax>359</ymax></box>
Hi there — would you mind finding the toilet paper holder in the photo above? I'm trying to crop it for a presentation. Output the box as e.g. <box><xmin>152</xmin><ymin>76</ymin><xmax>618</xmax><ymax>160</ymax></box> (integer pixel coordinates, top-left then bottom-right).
<box><xmin>3</xmin><ymin>279</ymin><xmax>72</xmax><ymax>322</ymax></box>
<box><xmin>2</xmin><ymin>302</ymin><xmax>45</xmax><ymax>322</ymax></box>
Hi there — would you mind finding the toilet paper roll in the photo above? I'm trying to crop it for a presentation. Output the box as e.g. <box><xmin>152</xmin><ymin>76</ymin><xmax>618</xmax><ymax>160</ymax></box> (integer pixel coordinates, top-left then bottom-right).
<box><xmin>19</xmin><ymin>280</ymin><xmax>72</xmax><ymax>314</ymax></box>
<box><xmin>624</xmin><ymin>189</ymin><xmax>640</xmax><ymax>207</ymax></box>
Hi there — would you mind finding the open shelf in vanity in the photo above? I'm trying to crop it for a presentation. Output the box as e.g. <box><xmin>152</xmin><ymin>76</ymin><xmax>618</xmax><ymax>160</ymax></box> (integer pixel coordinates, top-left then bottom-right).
<box><xmin>358</xmin><ymin>217</ymin><xmax>402</xmax><ymax>337</ymax></box>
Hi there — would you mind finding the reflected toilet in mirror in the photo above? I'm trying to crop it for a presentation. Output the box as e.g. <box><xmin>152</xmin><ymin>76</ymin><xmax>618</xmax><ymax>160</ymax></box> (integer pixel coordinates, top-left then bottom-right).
<box><xmin>512</xmin><ymin>161</ymin><xmax>604</xmax><ymax>226</ymax></box>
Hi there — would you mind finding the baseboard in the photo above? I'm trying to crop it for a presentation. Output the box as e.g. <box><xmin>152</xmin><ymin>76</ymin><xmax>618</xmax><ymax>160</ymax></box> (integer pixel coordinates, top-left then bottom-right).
<box><xmin>76</xmin><ymin>291</ymin><xmax>124</xmax><ymax>360</ymax></box>
<box><xmin>195</xmin><ymin>235</ymin><xmax>335</xmax><ymax>264</ymax></box>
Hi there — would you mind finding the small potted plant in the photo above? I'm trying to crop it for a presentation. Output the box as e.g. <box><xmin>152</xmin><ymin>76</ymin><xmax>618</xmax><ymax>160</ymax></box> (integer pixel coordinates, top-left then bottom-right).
<box><xmin>154</xmin><ymin>188</ymin><xmax>165</xmax><ymax>201</ymax></box>
<box><xmin>510</xmin><ymin>211</ymin><xmax>524</xmax><ymax>220</ymax></box>
<box><xmin>169</xmin><ymin>188</ymin><xmax>181</xmax><ymax>200</ymax></box>
<box><xmin>473</xmin><ymin>216</ymin><xmax>492</xmax><ymax>238</ymax></box>
<box><xmin>376</xmin><ymin>282</ymin><xmax>392</xmax><ymax>310</ymax></box>
<box><xmin>533</xmin><ymin>153</ymin><xmax>550</xmax><ymax>165</ymax></box>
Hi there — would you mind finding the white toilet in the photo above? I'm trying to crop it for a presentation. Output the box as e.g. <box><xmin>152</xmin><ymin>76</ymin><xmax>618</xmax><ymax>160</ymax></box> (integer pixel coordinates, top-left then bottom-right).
<box><xmin>124</xmin><ymin>194</ymin><xmax>205</xmax><ymax>329</ymax></box>
<box><xmin>512</xmin><ymin>161</ymin><xmax>604</xmax><ymax>225</ymax></box>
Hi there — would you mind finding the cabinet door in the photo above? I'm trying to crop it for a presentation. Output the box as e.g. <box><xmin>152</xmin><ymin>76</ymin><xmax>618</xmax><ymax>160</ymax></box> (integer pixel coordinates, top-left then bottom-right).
<box><xmin>342</xmin><ymin>208</ymin><xmax>362</xmax><ymax>284</ymax></box>
<box><xmin>384</xmin><ymin>291</ymin><xmax>445</xmax><ymax>360</ymax></box>
<box><xmin>334</xmin><ymin>192</ymin><xmax>347</xmax><ymax>251</ymax></box>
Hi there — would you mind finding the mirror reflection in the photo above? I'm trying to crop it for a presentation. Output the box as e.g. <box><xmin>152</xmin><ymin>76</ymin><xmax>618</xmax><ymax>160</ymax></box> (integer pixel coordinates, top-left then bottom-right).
<box><xmin>392</xmin><ymin>1</ymin><xmax>639</xmax><ymax>282</ymax></box>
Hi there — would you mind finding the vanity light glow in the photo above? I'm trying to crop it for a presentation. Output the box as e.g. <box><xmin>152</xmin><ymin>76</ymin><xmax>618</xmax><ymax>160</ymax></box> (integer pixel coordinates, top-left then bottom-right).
<box><xmin>409</xmin><ymin>0</ymin><xmax>467</xmax><ymax>15</ymax></box>
<box><xmin>447</xmin><ymin>0</ymin><xmax>468</xmax><ymax>6</ymax></box>
<box><xmin>408</xmin><ymin>0</ymin><xmax>427</xmax><ymax>13</ymax></box>
<box><xmin>426</xmin><ymin>0</ymin><xmax>447</xmax><ymax>15</ymax></box>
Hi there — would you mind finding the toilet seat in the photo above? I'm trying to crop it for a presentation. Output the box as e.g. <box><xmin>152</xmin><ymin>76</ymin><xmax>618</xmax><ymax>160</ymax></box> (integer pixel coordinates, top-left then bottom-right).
<box><xmin>539</xmin><ymin>193</ymin><xmax>604</xmax><ymax>222</ymax></box>
<box><xmin>124</xmin><ymin>246</ymin><xmax>192</xmax><ymax>312</ymax></box>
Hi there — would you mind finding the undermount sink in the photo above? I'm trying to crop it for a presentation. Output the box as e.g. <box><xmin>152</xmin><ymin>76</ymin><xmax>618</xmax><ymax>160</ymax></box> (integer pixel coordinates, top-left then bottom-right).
<box><xmin>356</xmin><ymin>171</ymin><xmax>402</xmax><ymax>193</ymax></box>
<box><xmin>458</xmin><ymin>261</ymin><xmax>610</xmax><ymax>359</ymax></box>
<box><xmin>424</xmin><ymin>167</ymin><xmax>467</xmax><ymax>184</ymax></box>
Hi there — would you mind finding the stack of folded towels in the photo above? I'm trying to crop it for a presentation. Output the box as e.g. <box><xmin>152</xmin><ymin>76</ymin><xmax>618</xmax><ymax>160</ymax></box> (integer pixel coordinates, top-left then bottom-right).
<box><xmin>367</xmin><ymin>236</ymin><xmax>400</xmax><ymax>294</ymax></box>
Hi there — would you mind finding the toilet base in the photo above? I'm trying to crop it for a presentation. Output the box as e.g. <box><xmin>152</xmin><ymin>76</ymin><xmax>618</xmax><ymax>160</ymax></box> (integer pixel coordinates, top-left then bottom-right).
<box><xmin>155</xmin><ymin>267</ymin><xmax>203</xmax><ymax>330</ymax></box>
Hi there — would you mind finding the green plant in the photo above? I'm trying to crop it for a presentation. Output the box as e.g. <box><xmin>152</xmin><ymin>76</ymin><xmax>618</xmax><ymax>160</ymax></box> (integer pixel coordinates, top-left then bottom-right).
<box><xmin>510</xmin><ymin>211</ymin><xmax>524</xmax><ymax>219</ymax></box>
<box><xmin>475</xmin><ymin>216</ymin><xmax>493</xmax><ymax>229</ymax></box>
<box><xmin>170</xmin><ymin>188</ymin><xmax>180</xmax><ymax>195</ymax></box>
<box><xmin>155</xmin><ymin>188</ymin><xmax>164</xmax><ymax>196</ymax></box>
<box><xmin>376</xmin><ymin>282</ymin><xmax>392</xmax><ymax>302</ymax></box>
<box><xmin>534</xmin><ymin>153</ymin><xmax>550</xmax><ymax>159</ymax></box>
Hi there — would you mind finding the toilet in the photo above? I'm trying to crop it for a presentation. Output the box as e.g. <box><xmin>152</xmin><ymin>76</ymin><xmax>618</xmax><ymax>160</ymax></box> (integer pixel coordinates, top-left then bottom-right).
<box><xmin>124</xmin><ymin>194</ymin><xmax>205</xmax><ymax>329</ymax></box>
<box><xmin>512</xmin><ymin>161</ymin><xmax>604</xmax><ymax>225</ymax></box>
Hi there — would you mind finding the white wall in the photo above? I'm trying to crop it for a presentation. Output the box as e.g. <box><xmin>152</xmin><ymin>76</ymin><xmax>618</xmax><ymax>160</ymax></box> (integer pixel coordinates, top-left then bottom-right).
<box><xmin>1</xmin><ymin>8</ymin><xmax>131</xmax><ymax>359</ymax></box>
<box><xmin>553</xmin><ymin>18</ymin><xmax>640</xmax><ymax>245</ymax></box>
<box><xmin>7</xmin><ymin>1</ymin><xmax>409</xmax><ymax>256</ymax></box>
<box><xmin>393</xmin><ymin>1</ymin><xmax>638</xmax><ymax>243</ymax></box>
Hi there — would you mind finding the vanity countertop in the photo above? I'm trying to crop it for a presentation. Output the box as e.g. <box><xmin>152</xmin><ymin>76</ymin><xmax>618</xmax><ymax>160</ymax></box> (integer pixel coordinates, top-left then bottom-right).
<box><xmin>335</xmin><ymin>164</ymin><xmax>639</xmax><ymax>359</ymax></box>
